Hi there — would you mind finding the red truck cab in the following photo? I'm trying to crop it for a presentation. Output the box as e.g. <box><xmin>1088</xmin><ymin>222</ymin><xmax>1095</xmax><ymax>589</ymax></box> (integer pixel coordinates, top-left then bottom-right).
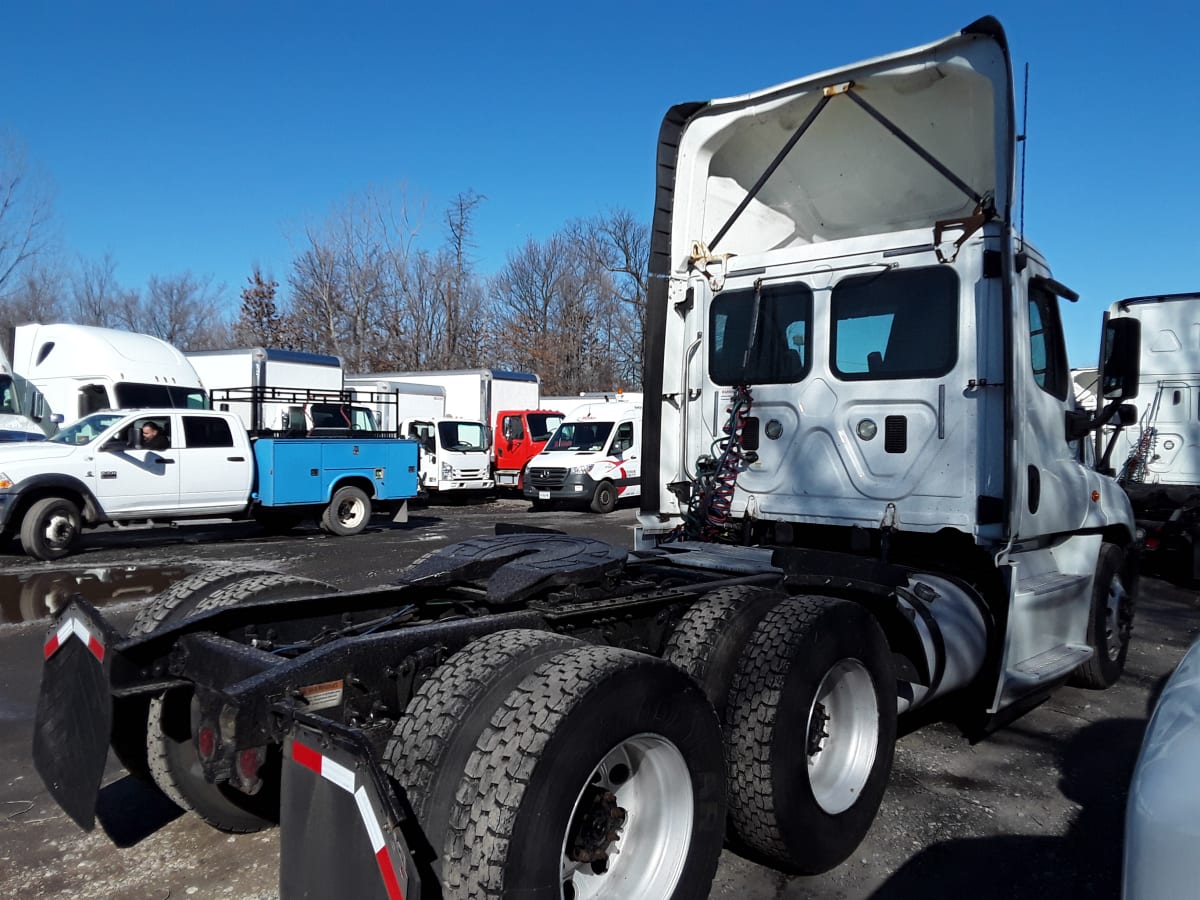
<box><xmin>494</xmin><ymin>409</ymin><xmax>564</xmax><ymax>490</ymax></box>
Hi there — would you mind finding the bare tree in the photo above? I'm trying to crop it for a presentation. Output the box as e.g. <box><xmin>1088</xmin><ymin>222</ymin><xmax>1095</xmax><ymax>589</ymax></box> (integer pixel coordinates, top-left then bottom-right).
<box><xmin>0</xmin><ymin>262</ymin><xmax>66</xmax><ymax>341</ymax></box>
<box><xmin>70</xmin><ymin>253</ymin><xmax>129</xmax><ymax>327</ymax></box>
<box><xmin>118</xmin><ymin>272</ymin><xmax>229</xmax><ymax>350</ymax></box>
<box><xmin>0</xmin><ymin>133</ymin><xmax>55</xmax><ymax>300</ymax></box>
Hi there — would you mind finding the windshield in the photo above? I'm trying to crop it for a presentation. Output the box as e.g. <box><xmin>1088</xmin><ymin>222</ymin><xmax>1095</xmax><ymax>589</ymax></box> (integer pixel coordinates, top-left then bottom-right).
<box><xmin>544</xmin><ymin>421</ymin><xmax>614</xmax><ymax>452</ymax></box>
<box><xmin>437</xmin><ymin>421</ymin><xmax>488</xmax><ymax>453</ymax></box>
<box><xmin>114</xmin><ymin>383</ymin><xmax>207</xmax><ymax>409</ymax></box>
<box><xmin>0</xmin><ymin>375</ymin><xmax>17</xmax><ymax>415</ymax></box>
<box><xmin>50</xmin><ymin>413</ymin><xmax>126</xmax><ymax>445</ymax></box>
<box><xmin>527</xmin><ymin>413</ymin><xmax>563</xmax><ymax>442</ymax></box>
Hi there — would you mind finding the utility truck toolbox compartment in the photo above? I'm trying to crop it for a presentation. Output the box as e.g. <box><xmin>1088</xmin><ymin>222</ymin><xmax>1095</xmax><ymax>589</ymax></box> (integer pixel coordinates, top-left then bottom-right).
<box><xmin>253</xmin><ymin>438</ymin><xmax>419</xmax><ymax>505</ymax></box>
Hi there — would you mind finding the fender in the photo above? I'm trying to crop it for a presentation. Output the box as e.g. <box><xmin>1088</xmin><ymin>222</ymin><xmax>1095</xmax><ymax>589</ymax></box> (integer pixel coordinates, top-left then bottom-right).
<box><xmin>3</xmin><ymin>474</ymin><xmax>104</xmax><ymax>529</ymax></box>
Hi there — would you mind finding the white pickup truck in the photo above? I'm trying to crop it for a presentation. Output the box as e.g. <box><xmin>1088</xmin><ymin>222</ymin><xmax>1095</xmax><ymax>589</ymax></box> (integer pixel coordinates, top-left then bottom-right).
<box><xmin>0</xmin><ymin>408</ymin><xmax>419</xmax><ymax>560</ymax></box>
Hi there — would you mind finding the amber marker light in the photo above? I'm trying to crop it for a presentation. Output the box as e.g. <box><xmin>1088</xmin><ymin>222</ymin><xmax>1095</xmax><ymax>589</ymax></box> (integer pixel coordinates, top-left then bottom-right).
<box><xmin>1091</xmin><ymin>491</ymin><xmax>1101</xmax><ymax>502</ymax></box>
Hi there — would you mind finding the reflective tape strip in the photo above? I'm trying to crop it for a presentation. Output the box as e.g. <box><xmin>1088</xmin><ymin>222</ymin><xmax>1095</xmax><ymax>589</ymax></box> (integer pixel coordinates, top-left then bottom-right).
<box><xmin>293</xmin><ymin>741</ymin><xmax>405</xmax><ymax>900</ymax></box>
<box><xmin>44</xmin><ymin>617</ymin><xmax>104</xmax><ymax>663</ymax></box>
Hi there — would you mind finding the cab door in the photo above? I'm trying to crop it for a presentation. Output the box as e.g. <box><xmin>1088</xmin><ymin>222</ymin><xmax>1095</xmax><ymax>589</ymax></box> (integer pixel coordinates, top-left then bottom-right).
<box><xmin>90</xmin><ymin>416</ymin><xmax>181</xmax><ymax>515</ymax></box>
<box><xmin>176</xmin><ymin>415</ymin><xmax>253</xmax><ymax>512</ymax></box>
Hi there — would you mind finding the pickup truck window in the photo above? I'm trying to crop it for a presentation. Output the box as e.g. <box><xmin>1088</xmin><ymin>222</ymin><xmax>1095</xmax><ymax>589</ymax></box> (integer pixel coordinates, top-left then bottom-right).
<box><xmin>710</xmin><ymin>282</ymin><xmax>812</xmax><ymax>386</ymax></box>
<box><xmin>831</xmin><ymin>266</ymin><xmax>958</xmax><ymax>381</ymax></box>
<box><xmin>183</xmin><ymin>416</ymin><xmax>234</xmax><ymax>448</ymax></box>
<box><xmin>49</xmin><ymin>413</ymin><xmax>125</xmax><ymax>445</ymax></box>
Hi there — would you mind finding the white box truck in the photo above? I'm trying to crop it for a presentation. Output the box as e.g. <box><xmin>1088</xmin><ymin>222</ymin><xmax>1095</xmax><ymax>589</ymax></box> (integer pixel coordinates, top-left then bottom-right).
<box><xmin>345</xmin><ymin>374</ymin><xmax>493</xmax><ymax>494</ymax></box>
<box><xmin>11</xmin><ymin>323</ymin><xmax>207</xmax><ymax>430</ymax></box>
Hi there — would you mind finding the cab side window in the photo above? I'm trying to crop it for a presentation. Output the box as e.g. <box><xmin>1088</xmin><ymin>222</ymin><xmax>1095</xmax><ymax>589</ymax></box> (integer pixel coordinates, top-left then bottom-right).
<box><xmin>183</xmin><ymin>416</ymin><xmax>234</xmax><ymax>448</ymax></box>
<box><xmin>1028</xmin><ymin>287</ymin><xmax>1070</xmax><ymax>401</ymax></box>
<box><xmin>612</xmin><ymin>422</ymin><xmax>635</xmax><ymax>454</ymax></box>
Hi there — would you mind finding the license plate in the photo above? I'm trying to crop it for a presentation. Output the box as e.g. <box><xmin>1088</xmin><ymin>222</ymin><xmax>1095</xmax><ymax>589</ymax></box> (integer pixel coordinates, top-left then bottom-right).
<box><xmin>538</xmin><ymin>491</ymin><xmax>550</xmax><ymax>500</ymax></box>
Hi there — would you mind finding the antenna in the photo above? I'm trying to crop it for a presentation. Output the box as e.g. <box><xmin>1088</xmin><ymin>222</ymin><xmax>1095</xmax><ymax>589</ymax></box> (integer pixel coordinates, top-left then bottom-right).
<box><xmin>1017</xmin><ymin>63</ymin><xmax>1029</xmax><ymax>254</ymax></box>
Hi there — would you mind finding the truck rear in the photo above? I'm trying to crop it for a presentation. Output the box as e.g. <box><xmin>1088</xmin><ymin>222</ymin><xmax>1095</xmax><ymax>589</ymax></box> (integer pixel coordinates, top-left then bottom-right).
<box><xmin>30</xmin><ymin>16</ymin><xmax>1143</xmax><ymax>900</ymax></box>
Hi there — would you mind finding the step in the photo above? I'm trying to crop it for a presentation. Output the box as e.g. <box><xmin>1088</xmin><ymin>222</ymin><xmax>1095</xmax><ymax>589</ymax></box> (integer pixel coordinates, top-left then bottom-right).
<box><xmin>1007</xmin><ymin>643</ymin><xmax>1093</xmax><ymax>687</ymax></box>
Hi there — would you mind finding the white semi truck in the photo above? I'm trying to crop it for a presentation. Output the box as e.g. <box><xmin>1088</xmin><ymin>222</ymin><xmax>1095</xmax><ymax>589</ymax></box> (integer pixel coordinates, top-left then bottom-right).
<box><xmin>32</xmin><ymin>18</ymin><xmax>1141</xmax><ymax>900</ymax></box>
<box><xmin>1102</xmin><ymin>293</ymin><xmax>1200</xmax><ymax>578</ymax></box>
<box><xmin>0</xmin><ymin>344</ymin><xmax>49</xmax><ymax>441</ymax></box>
<box><xmin>12</xmin><ymin>323</ymin><xmax>207</xmax><ymax>429</ymax></box>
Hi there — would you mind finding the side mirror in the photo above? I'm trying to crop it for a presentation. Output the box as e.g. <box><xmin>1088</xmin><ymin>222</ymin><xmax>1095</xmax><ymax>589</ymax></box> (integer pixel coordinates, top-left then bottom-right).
<box><xmin>1099</xmin><ymin>317</ymin><xmax>1140</xmax><ymax>401</ymax></box>
<box><xmin>99</xmin><ymin>438</ymin><xmax>126</xmax><ymax>453</ymax></box>
<box><xmin>1065</xmin><ymin>409</ymin><xmax>1093</xmax><ymax>442</ymax></box>
<box><xmin>1117</xmin><ymin>403</ymin><xmax>1138</xmax><ymax>426</ymax></box>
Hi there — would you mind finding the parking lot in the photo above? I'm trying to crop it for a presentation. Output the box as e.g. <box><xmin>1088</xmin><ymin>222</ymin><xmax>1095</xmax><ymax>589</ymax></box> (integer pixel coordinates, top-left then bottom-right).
<box><xmin>1</xmin><ymin>497</ymin><xmax>1197</xmax><ymax>899</ymax></box>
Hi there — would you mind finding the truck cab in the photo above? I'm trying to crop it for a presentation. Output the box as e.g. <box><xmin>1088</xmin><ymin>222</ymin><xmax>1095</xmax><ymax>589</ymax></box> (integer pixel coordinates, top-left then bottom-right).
<box><xmin>12</xmin><ymin>324</ymin><xmax>207</xmax><ymax>430</ymax></box>
<box><xmin>524</xmin><ymin>402</ymin><xmax>641</xmax><ymax>513</ymax></box>
<box><xmin>401</xmin><ymin>417</ymin><xmax>494</xmax><ymax>494</ymax></box>
<box><xmin>636</xmin><ymin>16</ymin><xmax>1139</xmax><ymax>711</ymax></box>
<box><xmin>494</xmin><ymin>408</ymin><xmax>563</xmax><ymax>489</ymax></box>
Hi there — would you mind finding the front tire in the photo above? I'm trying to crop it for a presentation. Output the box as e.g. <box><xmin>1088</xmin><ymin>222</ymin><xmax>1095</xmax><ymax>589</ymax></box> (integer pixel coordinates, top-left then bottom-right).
<box><xmin>1070</xmin><ymin>542</ymin><xmax>1135</xmax><ymax>689</ymax></box>
<box><xmin>441</xmin><ymin>646</ymin><xmax>726</xmax><ymax>900</ymax></box>
<box><xmin>725</xmin><ymin>596</ymin><xmax>896</xmax><ymax>874</ymax></box>
<box><xmin>320</xmin><ymin>485</ymin><xmax>371</xmax><ymax>535</ymax></box>
<box><xmin>20</xmin><ymin>497</ymin><xmax>82</xmax><ymax>561</ymax></box>
<box><xmin>589</xmin><ymin>480</ymin><xmax>617</xmax><ymax>514</ymax></box>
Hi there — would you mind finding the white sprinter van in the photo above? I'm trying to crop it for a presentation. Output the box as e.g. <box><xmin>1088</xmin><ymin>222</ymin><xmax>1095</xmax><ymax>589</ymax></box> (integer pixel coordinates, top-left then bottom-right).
<box><xmin>522</xmin><ymin>402</ymin><xmax>641</xmax><ymax>513</ymax></box>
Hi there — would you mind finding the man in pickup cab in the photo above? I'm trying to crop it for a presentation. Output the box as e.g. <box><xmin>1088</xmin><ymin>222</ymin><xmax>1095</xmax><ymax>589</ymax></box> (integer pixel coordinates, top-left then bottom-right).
<box><xmin>141</xmin><ymin>421</ymin><xmax>169</xmax><ymax>450</ymax></box>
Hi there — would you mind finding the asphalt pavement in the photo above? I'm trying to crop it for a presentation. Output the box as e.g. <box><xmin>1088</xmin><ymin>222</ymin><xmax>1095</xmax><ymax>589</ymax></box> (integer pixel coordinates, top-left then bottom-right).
<box><xmin>1</xmin><ymin>496</ymin><xmax>1196</xmax><ymax>899</ymax></box>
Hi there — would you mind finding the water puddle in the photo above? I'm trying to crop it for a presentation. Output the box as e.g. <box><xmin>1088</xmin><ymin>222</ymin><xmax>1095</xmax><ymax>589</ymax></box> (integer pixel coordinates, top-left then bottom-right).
<box><xmin>0</xmin><ymin>565</ymin><xmax>195</xmax><ymax>624</ymax></box>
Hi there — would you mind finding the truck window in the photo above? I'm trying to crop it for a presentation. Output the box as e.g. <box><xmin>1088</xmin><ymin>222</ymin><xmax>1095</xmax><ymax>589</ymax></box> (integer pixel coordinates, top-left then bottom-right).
<box><xmin>831</xmin><ymin>267</ymin><xmax>958</xmax><ymax>380</ymax></box>
<box><xmin>437</xmin><ymin>421</ymin><xmax>487</xmax><ymax>452</ymax></box>
<box><xmin>710</xmin><ymin>282</ymin><xmax>812</xmax><ymax>385</ymax></box>
<box><xmin>612</xmin><ymin>422</ymin><xmax>635</xmax><ymax>454</ymax></box>
<box><xmin>114</xmin><ymin>383</ymin><xmax>207</xmax><ymax>409</ymax></box>
<box><xmin>502</xmin><ymin>415</ymin><xmax>525</xmax><ymax>440</ymax></box>
<box><xmin>1028</xmin><ymin>287</ymin><xmax>1070</xmax><ymax>401</ymax></box>
<box><xmin>0</xmin><ymin>377</ymin><xmax>15</xmax><ymax>414</ymax></box>
<box><xmin>79</xmin><ymin>384</ymin><xmax>110</xmax><ymax>417</ymax></box>
<box><xmin>183</xmin><ymin>416</ymin><xmax>234</xmax><ymax>448</ymax></box>
<box><xmin>527</xmin><ymin>413</ymin><xmax>563</xmax><ymax>442</ymax></box>
<box><xmin>546</xmin><ymin>422</ymin><xmax>614</xmax><ymax>452</ymax></box>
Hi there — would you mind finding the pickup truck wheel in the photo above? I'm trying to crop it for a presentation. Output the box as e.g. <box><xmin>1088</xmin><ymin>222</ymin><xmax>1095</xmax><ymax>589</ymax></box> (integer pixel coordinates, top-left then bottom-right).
<box><xmin>143</xmin><ymin>573</ymin><xmax>337</xmax><ymax>831</ymax></box>
<box><xmin>20</xmin><ymin>497</ymin><xmax>81</xmax><ymax>561</ymax></box>
<box><xmin>383</xmin><ymin>629</ymin><xmax>583</xmax><ymax>880</ymax></box>
<box><xmin>663</xmin><ymin>585</ymin><xmax>786</xmax><ymax>721</ymax></box>
<box><xmin>589</xmin><ymin>480</ymin><xmax>617</xmax><ymax>514</ymax></box>
<box><xmin>320</xmin><ymin>485</ymin><xmax>371</xmax><ymax>536</ymax></box>
<box><xmin>441</xmin><ymin>646</ymin><xmax>725</xmax><ymax>900</ymax></box>
<box><xmin>725</xmin><ymin>596</ymin><xmax>896</xmax><ymax>874</ymax></box>
<box><xmin>1070</xmin><ymin>543</ymin><xmax>1135</xmax><ymax>689</ymax></box>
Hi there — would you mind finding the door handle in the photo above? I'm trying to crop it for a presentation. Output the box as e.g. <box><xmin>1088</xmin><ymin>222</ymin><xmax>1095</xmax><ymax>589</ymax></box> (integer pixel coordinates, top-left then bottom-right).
<box><xmin>228</xmin><ymin>456</ymin><xmax>245</xmax><ymax>462</ymax></box>
<box><xmin>156</xmin><ymin>457</ymin><xmax>175</xmax><ymax>465</ymax></box>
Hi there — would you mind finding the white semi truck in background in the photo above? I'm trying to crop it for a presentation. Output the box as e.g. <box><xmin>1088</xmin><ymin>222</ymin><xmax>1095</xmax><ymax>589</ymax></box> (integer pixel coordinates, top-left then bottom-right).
<box><xmin>1102</xmin><ymin>293</ymin><xmax>1200</xmax><ymax>579</ymax></box>
<box><xmin>32</xmin><ymin>18</ymin><xmax>1143</xmax><ymax>900</ymax></box>
<box><xmin>0</xmin><ymin>344</ymin><xmax>49</xmax><ymax>441</ymax></box>
<box><xmin>11</xmin><ymin>323</ymin><xmax>206</xmax><ymax>430</ymax></box>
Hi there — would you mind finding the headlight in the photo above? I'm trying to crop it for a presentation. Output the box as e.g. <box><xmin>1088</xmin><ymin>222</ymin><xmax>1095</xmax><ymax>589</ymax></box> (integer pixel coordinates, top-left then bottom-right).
<box><xmin>441</xmin><ymin>462</ymin><xmax>454</xmax><ymax>479</ymax></box>
<box><xmin>570</xmin><ymin>464</ymin><xmax>592</xmax><ymax>475</ymax></box>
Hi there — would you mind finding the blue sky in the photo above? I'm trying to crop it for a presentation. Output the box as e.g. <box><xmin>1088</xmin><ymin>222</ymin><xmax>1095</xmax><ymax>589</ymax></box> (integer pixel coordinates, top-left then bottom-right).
<box><xmin>2</xmin><ymin>1</ymin><xmax>1196</xmax><ymax>366</ymax></box>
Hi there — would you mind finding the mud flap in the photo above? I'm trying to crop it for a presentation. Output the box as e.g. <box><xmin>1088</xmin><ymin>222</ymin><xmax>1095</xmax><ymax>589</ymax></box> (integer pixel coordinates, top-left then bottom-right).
<box><xmin>281</xmin><ymin>722</ymin><xmax>418</xmax><ymax>900</ymax></box>
<box><xmin>33</xmin><ymin>598</ymin><xmax>122</xmax><ymax>831</ymax></box>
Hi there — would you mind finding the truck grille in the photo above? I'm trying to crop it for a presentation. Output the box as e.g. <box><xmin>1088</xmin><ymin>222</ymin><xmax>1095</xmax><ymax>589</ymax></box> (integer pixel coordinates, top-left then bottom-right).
<box><xmin>451</xmin><ymin>467</ymin><xmax>489</xmax><ymax>480</ymax></box>
<box><xmin>527</xmin><ymin>467</ymin><xmax>567</xmax><ymax>489</ymax></box>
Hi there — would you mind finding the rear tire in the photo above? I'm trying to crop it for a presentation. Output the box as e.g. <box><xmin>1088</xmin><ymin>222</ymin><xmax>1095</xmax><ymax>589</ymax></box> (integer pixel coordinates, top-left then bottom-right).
<box><xmin>590</xmin><ymin>480</ymin><xmax>617</xmax><ymax>514</ymax></box>
<box><xmin>441</xmin><ymin>646</ymin><xmax>726</xmax><ymax>900</ymax></box>
<box><xmin>663</xmin><ymin>585</ymin><xmax>785</xmax><ymax>721</ymax></box>
<box><xmin>143</xmin><ymin>573</ymin><xmax>337</xmax><ymax>831</ymax></box>
<box><xmin>20</xmin><ymin>497</ymin><xmax>81</xmax><ymax>561</ymax></box>
<box><xmin>383</xmin><ymin>629</ymin><xmax>583</xmax><ymax>879</ymax></box>
<box><xmin>725</xmin><ymin>596</ymin><xmax>896</xmax><ymax>874</ymax></box>
<box><xmin>1070</xmin><ymin>542</ymin><xmax>1135</xmax><ymax>689</ymax></box>
<box><xmin>320</xmin><ymin>485</ymin><xmax>371</xmax><ymax>535</ymax></box>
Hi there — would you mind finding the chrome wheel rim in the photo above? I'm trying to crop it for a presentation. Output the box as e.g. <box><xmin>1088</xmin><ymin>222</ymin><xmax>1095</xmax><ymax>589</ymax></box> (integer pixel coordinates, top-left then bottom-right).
<box><xmin>559</xmin><ymin>733</ymin><xmax>693</xmax><ymax>899</ymax></box>
<box><xmin>807</xmin><ymin>659</ymin><xmax>879</xmax><ymax>815</ymax></box>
